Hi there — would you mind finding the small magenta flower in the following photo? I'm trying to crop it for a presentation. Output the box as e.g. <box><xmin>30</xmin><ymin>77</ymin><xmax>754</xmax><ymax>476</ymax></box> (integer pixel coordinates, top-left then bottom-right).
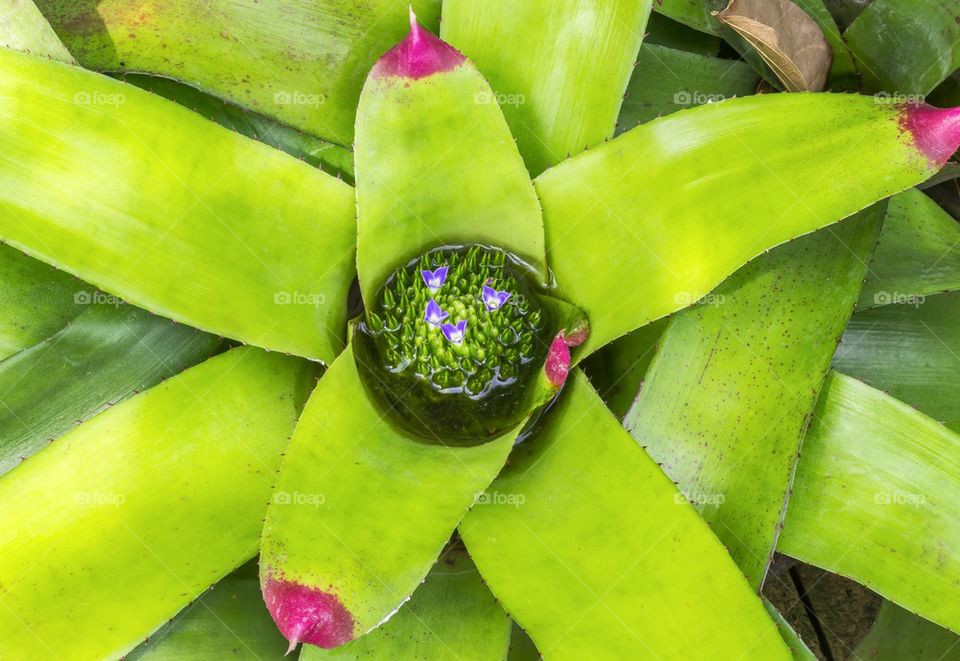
<box><xmin>440</xmin><ymin>319</ymin><xmax>467</xmax><ymax>344</ymax></box>
<box><xmin>424</xmin><ymin>299</ymin><xmax>448</xmax><ymax>326</ymax></box>
<box><xmin>481</xmin><ymin>285</ymin><xmax>511</xmax><ymax>311</ymax></box>
<box><xmin>420</xmin><ymin>266</ymin><xmax>449</xmax><ymax>292</ymax></box>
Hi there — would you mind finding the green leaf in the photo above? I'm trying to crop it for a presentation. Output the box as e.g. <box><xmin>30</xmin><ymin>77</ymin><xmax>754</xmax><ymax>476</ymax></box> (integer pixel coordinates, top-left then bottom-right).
<box><xmin>764</xmin><ymin>599</ymin><xmax>818</xmax><ymax>661</ymax></box>
<box><xmin>460</xmin><ymin>370</ymin><xmax>791</xmax><ymax>659</ymax></box>
<box><xmin>0</xmin><ymin>242</ymin><xmax>85</xmax><ymax>361</ymax></box>
<box><xmin>354</xmin><ymin>22</ymin><xmax>546</xmax><ymax>301</ymax></box>
<box><xmin>845</xmin><ymin>0</ymin><xmax>960</xmax><ymax>95</ymax></box>
<box><xmin>0</xmin><ymin>303</ymin><xmax>220</xmax><ymax>476</ymax></box>
<box><xmin>126</xmin><ymin>562</ymin><xmax>287</xmax><ymax>661</ymax></box>
<box><xmin>835</xmin><ymin>291</ymin><xmax>960</xmax><ymax>430</ymax></box>
<box><xmin>259</xmin><ymin>344</ymin><xmax>514</xmax><ymax>649</ymax></box>
<box><xmin>34</xmin><ymin>0</ymin><xmax>442</xmax><ymax>146</ymax></box>
<box><xmin>0</xmin><ymin>347</ymin><xmax>316</xmax><ymax>659</ymax></box>
<box><xmin>824</xmin><ymin>0</ymin><xmax>872</xmax><ymax>29</ymax></box>
<box><xmin>0</xmin><ymin>0</ymin><xmax>72</xmax><ymax>61</ymax></box>
<box><xmin>857</xmin><ymin>188</ymin><xmax>960</xmax><ymax>310</ymax></box>
<box><xmin>122</xmin><ymin>74</ymin><xmax>355</xmax><ymax>183</ymax></box>
<box><xmin>654</xmin><ymin>0</ymin><xmax>724</xmax><ymax>35</ymax></box>
<box><xmin>779</xmin><ymin>371</ymin><xmax>960</xmax><ymax>636</ymax></box>
<box><xmin>300</xmin><ymin>547</ymin><xmax>511</xmax><ymax>661</ymax></box>
<box><xmin>506</xmin><ymin>622</ymin><xmax>540</xmax><ymax>661</ymax></box>
<box><xmin>622</xmin><ymin>207</ymin><xmax>883</xmax><ymax>588</ymax></box>
<box><xmin>617</xmin><ymin>43</ymin><xmax>760</xmax><ymax>130</ymax></box>
<box><xmin>0</xmin><ymin>50</ymin><xmax>356</xmax><ymax>362</ymax></box>
<box><xmin>852</xmin><ymin>601</ymin><xmax>960</xmax><ymax>660</ymax></box>
<box><xmin>581</xmin><ymin>316</ymin><xmax>668</xmax><ymax>420</ymax></box>
<box><xmin>791</xmin><ymin>0</ymin><xmax>858</xmax><ymax>87</ymax></box>
<box><xmin>645</xmin><ymin>11</ymin><xmax>724</xmax><ymax>55</ymax></box>
<box><xmin>441</xmin><ymin>0</ymin><xmax>651</xmax><ymax>175</ymax></box>
<box><xmin>537</xmin><ymin>92</ymin><xmax>950</xmax><ymax>357</ymax></box>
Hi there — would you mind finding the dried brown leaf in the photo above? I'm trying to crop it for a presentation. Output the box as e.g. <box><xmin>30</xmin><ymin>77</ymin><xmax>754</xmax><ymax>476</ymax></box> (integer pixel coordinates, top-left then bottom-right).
<box><xmin>715</xmin><ymin>0</ymin><xmax>832</xmax><ymax>92</ymax></box>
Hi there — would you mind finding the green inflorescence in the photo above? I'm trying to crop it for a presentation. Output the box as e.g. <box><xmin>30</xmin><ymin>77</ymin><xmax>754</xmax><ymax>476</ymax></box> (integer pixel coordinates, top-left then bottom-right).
<box><xmin>354</xmin><ymin>245</ymin><xmax>552</xmax><ymax>445</ymax></box>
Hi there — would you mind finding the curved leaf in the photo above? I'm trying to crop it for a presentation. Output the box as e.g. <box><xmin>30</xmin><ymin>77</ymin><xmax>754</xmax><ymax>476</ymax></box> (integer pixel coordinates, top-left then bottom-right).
<box><xmin>845</xmin><ymin>0</ymin><xmax>960</xmax><ymax>95</ymax></box>
<box><xmin>715</xmin><ymin>0</ymin><xmax>831</xmax><ymax>92</ymax></box>
<box><xmin>0</xmin><ymin>0</ymin><xmax>71</xmax><ymax>61</ymax></box>
<box><xmin>617</xmin><ymin>43</ymin><xmax>760</xmax><ymax>130</ymax></box>
<box><xmin>835</xmin><ymin>291</ymin><xmax>960</xmax><ymax>429</ymax></box>
<box><xmin>301</xmin><ymin>547</ymin><xmax>511</xmax><ymax>661</ymax></box>
<box><xmin>354</xmin><ymin>17</ymin><xmax>546</xmax><ymax>301</ymax></box>
<box><xmin>852</xmin><ymin>601</ymin><xmax>960</xmax><ymax>660</ymax></box>
<box><xmin>791</xmin><ymin>0</ymin><xmax>858</xmax><ymax>87</ymax></box>
<box><xmin>259</xmin><ymin>344</ymin><xmax>514</xmax><ymax>650</ymax></box>
<box><xmin>623</xmin><ymin>207</ymin><xmax>882</xmax><ymax>588</ymax></box>
<box><xmin>460</xmin><ymin>370</ymin><xmax>791</xmax><ymax>660</ymax></box>
<box><xmin>123</xmin><ymin>74</ymin><xmax>355</xmax><ymax>183</ymax></box>
<box><xmin>0</xmin><ymin>242</ymin><xmax>85</xmax><ymax>361</ymax></box>
<box><xmin>34</xmin><ymin>0</ymin><xmax>442</xmax><ymax>146</ymax></box>
<box><xmin>441</xmin><ymin>0</ymin><xmax>651</xmax><ymax>175</ymax></box>
<box><xmin>654</xmin><ymin>0</ymin><xmax>724</xmax><ymax>35</ymax></box>
<box><xmin>645</xmin><ymin>11</ymin><xmax>723</xmax><ymax>55</ymax></box>
<box><xmin>127</xmin><ymin>562</ymin><xmax>287</xmax><ymax>661</ymax></box>
<box><xmin>0</xmin><ymin>50</ymin><xmax>356</xmax><ymax>362</ymax></box>
<box><xmin>581</xmin><ymin>316</ymin><xmax>668</xmax><ymax>420</ymax></box>
<box><xmin>0</xmin><ymin>303</ymin><xmax>220</xmax><ymax>476</ymax></box>
<box><xmin>779</xmin><ymin>371</ymin><xmax>960</xmax><ymax>635</ymax></box>
<box><xmin>857</xmin><ymin>188</ymin><xmax>960</xmax><ymax>310</ymax></box>
<box><xmin>0</xmin><ymin>347</ymin><xmax>317</xmax><ymax>659</ymax></box>
<box><xmin>764</xmin><ymin>599</ymin><xmax>818</xmax><ymax>661</ymax></box>
<box><xmin>536</xmin><ymin>93</ymin><xmax>959</xmax><ymax>357</ymax></box>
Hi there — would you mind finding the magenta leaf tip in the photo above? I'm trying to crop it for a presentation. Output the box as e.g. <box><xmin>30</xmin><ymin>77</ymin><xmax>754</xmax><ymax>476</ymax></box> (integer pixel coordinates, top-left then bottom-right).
<box><xmin>900</xmin><ymin>103</ymin><xmax>960</xmax><ymax>168</ymax></box>
<box><xmin>263</xmin><ymin>574</ymin><xmax>355</xmax><ymax>651</ymax></box>
<box><xmin>372</xmin><ymin>8</ymin><xmax>465</xmax><ymax>79</ymax></box>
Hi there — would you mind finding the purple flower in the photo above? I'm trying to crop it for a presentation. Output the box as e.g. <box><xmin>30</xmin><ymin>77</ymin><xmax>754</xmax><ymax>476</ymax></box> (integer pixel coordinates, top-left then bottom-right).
<box><xmin>420</xmin><ymin>266</ymin><xmax>449</xmax><ymax>292</ymax></box>
<box><xmin>424</xmin><ymin>298</ymin><xmax>449</xmax><ymax>326</ymax></box>
<box><xmin>482</xmin><ymin>285</ymin><xmax>512</xmax><ymax>311</ymax></box>
<box><xmin>440</xmin><ymin>319</ymin><xmax>468</xmax><ymax>345</ymax></box>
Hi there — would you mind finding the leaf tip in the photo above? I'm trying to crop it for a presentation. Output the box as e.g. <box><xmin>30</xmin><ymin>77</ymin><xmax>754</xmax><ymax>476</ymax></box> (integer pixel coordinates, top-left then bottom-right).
<box><xmin>372</xmin><ymin>8</ymin><xmax>465</xmax><ymax>80</ymax></box>
<box><xmin>900</xmin><ymin>103</ymin><xmax>960</xmax><ymax>168</ymax></box>
<box><xmin>262</xmin><ymin>573</ymin><xmax>355</xmax><ymax>650</ymax></box>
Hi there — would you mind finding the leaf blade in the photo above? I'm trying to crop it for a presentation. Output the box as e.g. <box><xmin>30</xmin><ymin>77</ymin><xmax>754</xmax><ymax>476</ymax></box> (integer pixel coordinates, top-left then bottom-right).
<box><xmin>0</xmin><ymin>347</ymin><xmax>316</xmax><ymax>659</ymax></box>
<box><xmin>0</xmin><ymin>50</ymin><xmax>356</xmax><ymax>361</ymax></box>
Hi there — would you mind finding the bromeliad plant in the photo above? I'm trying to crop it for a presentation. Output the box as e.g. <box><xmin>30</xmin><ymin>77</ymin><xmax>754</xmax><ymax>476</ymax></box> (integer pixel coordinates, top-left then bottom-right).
<box><xmin>3</xmin><ymin>0</ymin><xmax>960</xmax><ymax>659</ymax></box>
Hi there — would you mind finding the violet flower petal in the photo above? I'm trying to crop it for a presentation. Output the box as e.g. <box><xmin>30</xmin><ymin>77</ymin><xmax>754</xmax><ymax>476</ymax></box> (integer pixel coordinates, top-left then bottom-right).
<box><xmin>420</xmin><ymin>266</ymin><xmax>449</xmax><ymax>292</ymax></box>
<box><xmin>424</xmin><ymin>299</ymin><xmax>449</xmax><ymax>326</ymax></box>
<box><xmin>441</xmin><ymin>319</ymin><xmax>468</xmax><ymax>344</ymax></box>
<box><xmin>482</xmin><ymin>285</ymin><xmax>512</xmax><ymax>311</ymax></box>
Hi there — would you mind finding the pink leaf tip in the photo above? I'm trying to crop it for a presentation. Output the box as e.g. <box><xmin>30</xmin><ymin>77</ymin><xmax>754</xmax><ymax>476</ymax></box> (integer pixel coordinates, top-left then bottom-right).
<box><xmin>544</xmin><ymin>326</ymin><xmax>589</xmax><ymax>388</ymax></box>
<box><xmin>372</xmin><ymin>7</ymin><xmax>465</xmax><ymax>79</ymax></box>
<box><xmin>899</xmin><ymin>103</ymin><xmax>960</xmax><ymax>168</ymax></box>
<box><xmin>262</xmin><ymin>574</ymin><xmax>355</xmax><ymax>651</ymax></box>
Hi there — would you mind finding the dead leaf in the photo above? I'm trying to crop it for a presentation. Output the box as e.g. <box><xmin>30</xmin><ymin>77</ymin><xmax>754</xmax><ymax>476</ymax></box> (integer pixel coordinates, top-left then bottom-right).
<box><xmin>714</xmin><ymin>0</ymin><xmax>832</xmax><ymax>92</ymax></box>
